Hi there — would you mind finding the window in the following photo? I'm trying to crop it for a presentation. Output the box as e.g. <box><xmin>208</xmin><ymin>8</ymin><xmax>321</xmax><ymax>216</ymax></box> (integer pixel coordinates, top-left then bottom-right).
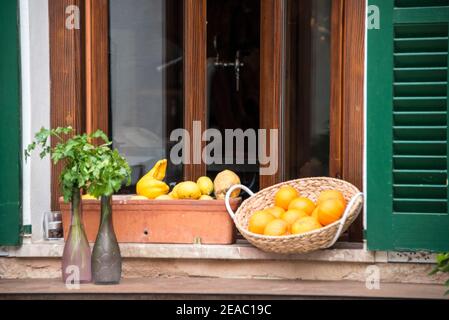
<box><xmin>49</xmin><ymin>0</ymin><xmax>365</xmax><ymax>242</ymax></box>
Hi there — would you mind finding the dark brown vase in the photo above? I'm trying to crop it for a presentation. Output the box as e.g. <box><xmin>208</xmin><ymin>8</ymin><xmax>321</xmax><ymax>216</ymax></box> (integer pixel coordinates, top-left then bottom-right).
<box><xmin>92</xmin><ymin>195</ymin><xmax>122</xmax><ymax>284</ymax></box>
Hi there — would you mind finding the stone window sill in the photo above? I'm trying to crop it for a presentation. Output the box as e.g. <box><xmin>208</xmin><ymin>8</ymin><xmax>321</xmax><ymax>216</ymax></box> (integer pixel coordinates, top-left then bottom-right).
<box><xmin>0</xmin><ymin>240</ymin><xmax>437</xmax><ymax>264</ymax></box>
<box><xmin>1</xmin><ymin>240</ymin><xmax>383</xmax><ymax>263</ymax></box>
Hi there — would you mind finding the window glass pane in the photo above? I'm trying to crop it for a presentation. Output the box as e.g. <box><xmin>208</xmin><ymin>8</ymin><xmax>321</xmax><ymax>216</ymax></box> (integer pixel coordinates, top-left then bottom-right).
<box><xmin>109</xmin><ymin>0</ymin><xmax>183</xmax><ymax>192</ymax></box>
<box><xmin>284</xmin><ymin>0</ymin><xmax>331</xmax><ymax>179</ymax></box>
<box><xmin>206</xmin><ymin>0</ymin><xmax>261</xmax><ymax>191</ymax></box>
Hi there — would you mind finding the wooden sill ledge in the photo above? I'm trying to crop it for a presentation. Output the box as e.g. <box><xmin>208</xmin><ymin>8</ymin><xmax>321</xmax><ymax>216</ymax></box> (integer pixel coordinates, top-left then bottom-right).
<box><xmin>0</xmin><ymin>278</ymin><xmax>447</xmax><ymax>300</ymax></box>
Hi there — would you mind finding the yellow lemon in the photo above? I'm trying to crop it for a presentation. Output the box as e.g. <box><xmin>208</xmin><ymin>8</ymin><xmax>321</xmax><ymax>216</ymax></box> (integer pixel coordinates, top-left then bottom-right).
<box><xmin>82</xmin><ymin>194</ymin><xmax>98</xmax><ymax>200</ymax></box>
<box><xmin>199</xmin><ymin>195</ymin><xmax>214</xmax><ymax>200</ymax></box>
<box><xmin>176</xmin><ymin>181</ymin><xmax>202</xmax><ymax>200</ymax></box>
<box><xmin>197</xmin><ymin>176</ymin><xmax>214</xmax><ymax>195</ymax></box>
<box><xmin>130</xmin><ymin>195</ymin><xmax>149</xmax><ymax>200</ymax></box>
<box><xmin>155</xmin><ymin>195</ymin><xmax>172</xmax><ymax>200</ymax></box>
<box><xmin>170</xmin><ymin>184</ymin><xmax>181</xmax><ymax>199</ymax></box>
<box><xmin>168</xmin><ymin>191</ymin><xmax>178</xmax><ymax>199</ymax></box>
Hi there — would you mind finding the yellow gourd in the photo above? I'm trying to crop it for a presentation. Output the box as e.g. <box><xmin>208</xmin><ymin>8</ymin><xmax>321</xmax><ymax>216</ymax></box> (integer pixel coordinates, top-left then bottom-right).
<box><xmin>142</xmin><ymin>159</ymin><xmax>167</xmax><ymax>181</ymax></box>
<box><xmin>136</xmin><ymin>159</ymin><xmax>170</xmax><ymax>199</ymax></box>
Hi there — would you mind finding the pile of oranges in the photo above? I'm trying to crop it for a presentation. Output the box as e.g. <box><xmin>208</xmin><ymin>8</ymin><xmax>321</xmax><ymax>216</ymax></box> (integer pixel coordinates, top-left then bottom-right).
<box><xmin>248</xmin><ymin>186</ymin><xmax>347</xmax><ymax>237</ymax></box>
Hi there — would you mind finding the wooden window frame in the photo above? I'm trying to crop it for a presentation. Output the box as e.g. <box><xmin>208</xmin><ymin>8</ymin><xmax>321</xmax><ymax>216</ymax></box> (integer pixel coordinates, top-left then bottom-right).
<box><xmin>49</xmin><ymin>0</ymin><xmax>365</xmax><ymax>241</ymax></box>
<box><xmin>49</xmin><ymin>0</ymin><xmax>86</xmax><ymax>210</ymax></box>
<box><xmin>85</xmin><ymin>0</ymin><xmax>109</xmax><ymax>137</ymax></box>
<box><xmin>330</xmin><ymin>0</ymin><xmax>365</xmax><ymax>241</ymax></box>
<box><xmin>183</xmin><ymin>0</ymin><xmax>207</xmax><ymax>181</ymax></box>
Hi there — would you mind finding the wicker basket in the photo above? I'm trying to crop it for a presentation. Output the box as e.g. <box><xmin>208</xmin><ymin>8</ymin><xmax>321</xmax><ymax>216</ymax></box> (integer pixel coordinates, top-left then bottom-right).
<box><xmin>225</xmin><ymin>177</ymin><xmax>363</xmax><ymax>254</ymax></box>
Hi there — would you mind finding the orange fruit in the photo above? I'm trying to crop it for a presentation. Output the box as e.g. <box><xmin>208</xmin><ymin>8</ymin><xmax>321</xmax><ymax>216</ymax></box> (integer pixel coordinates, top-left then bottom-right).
<box><xmin>248</xmin><ymin>210</ymin><xmax>275</xmax><ymax>234</ymax></box>
<box><xmin>281</xmin><ymin>209</ymin><xmax>309</xmax><ymax>226</ymax></box>
<box><xmin>311</xmin><ymin>207</ymin><xmax>319</xmax><ymax>220</ymax></box>
<box><xmin>265</xmin><ymin>206</ymin><xmax>285</xmax><ymax>219</ymax></box>
<box><xmin>291</xmin><ymin>217</ymin><xmax>322</xmax><ymax>235</ymax></box>
<box><xmin>317</xmin><ymin>190</ymin><xmax>346</xmax><ymax>207</ymax></box>
<box><xmin>288</xmin><ymin>197</ymin><xmax>316</xmax><ymax>216</ymax></box>
<box><xmin>264</xmin><ymin>219</ymin><xmax>288</xmax><ymax>236</ymax></box>
<box><xmin>274</xmin><ymin>186</ymin><xmax>299</xmax><ymax>210</ymax></box>
<box><xmin>317</xmin><ymin>198</ymin><xmax>346</xmax><ymax>226</ymax></box>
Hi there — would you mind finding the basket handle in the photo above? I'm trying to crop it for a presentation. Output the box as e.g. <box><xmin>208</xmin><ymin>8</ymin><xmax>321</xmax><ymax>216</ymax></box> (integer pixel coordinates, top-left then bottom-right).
<box><xmin>225</xmin><ymin>184</ymin><xmax>255</xmax><ymax>220</ymax></box>
<box><xmin>326</xmin><ymin>192</ymin><xmax>364</xmax><ymax>248</ymax></box>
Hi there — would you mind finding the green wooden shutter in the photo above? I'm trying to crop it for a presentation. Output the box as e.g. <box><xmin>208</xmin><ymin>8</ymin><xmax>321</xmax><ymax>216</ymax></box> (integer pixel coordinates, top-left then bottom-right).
<box><xmin>0</xmin><ymin>0</ymin><xmax>22</xmax><ymax>245</ymax></box>
<box><xmin>367</xmin><ymin>0</ymin><xmax>449</xmax><ymax>251</ymax></box>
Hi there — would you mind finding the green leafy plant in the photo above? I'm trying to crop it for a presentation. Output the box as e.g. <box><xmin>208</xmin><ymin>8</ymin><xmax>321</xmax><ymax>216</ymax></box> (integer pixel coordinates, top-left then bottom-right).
<box><xmin>25</xmin><ymin>126</ymin><xmax>130</xmax><ymax>201</ymax></box>
<box><xmin>86</xmin><ymin>143</ymin><xmax>131</xmax><ymax>198</ymax></box>
<box><xmin>429</xmin><ymin>253</ymin><xmax>449</xmax><ymax>295</ymax></box>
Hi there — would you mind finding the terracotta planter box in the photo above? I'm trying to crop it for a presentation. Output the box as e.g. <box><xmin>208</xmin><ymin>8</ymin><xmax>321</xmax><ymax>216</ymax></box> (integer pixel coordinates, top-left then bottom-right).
<box><xmin>60</xmin><ymin>196</ymin><xmax>241</xmax><ymax>245</ymax></box>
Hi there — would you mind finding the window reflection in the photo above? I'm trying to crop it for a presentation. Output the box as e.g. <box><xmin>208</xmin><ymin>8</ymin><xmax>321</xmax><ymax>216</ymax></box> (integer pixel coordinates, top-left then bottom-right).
<box><xmin>109</xmin><ymin>0</ymin><xmax>183</xmax><ymax>192</ymax></box>
<box><xmin>284</xmin><ymin>0</ymin><xmax>331</xmax><ymax>179</ymax></box>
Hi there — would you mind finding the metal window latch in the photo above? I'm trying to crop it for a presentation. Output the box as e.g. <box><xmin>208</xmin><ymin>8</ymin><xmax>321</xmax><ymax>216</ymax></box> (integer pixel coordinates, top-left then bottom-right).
<box><xmin>213</xmin><ymin>36</ymin><xmax>245</xmax><ymax>91</ymax></box>
<box><xmin>214</xmin><ymin>50</ymin><xmax>245</xmax><ymax>92</ymax></box>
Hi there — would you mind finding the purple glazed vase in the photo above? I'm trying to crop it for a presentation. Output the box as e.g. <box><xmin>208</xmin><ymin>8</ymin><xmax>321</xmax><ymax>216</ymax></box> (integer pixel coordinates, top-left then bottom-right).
<box><xmin>61</xmin><ymin>188</ymin><xmax>92</xmax><ymax>284</ymax></box>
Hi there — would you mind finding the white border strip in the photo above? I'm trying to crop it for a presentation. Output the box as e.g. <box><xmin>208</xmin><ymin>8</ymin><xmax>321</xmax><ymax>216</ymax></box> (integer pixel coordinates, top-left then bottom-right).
<box><xmin>19</xmin><ymin>0</ymin><xmax>31</xmax><ymax>227</ymax></box>
<box><xmin>19</xmin><ymin>0</ymin><xmax>52</xmax><ymax>240</ymax></box>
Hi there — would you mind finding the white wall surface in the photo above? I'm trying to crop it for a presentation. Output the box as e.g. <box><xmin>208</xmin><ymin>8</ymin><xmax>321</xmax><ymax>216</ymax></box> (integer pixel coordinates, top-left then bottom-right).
<box><xmin>20</xmin><ymin>0</ymin><xmax>51</xmax><ymax>241</ymax></box>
